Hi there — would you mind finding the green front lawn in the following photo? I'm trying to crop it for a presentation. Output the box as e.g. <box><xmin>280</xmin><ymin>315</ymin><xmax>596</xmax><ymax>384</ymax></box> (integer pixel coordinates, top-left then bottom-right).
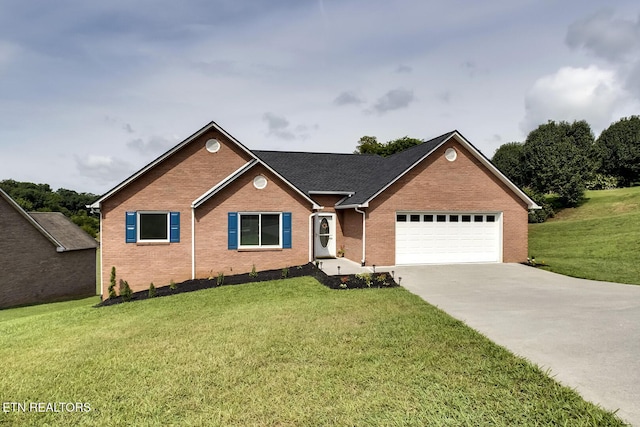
<box><xmin>0</xmin><ymin>278</ymin><xmax>623</xmax><ymax>426</ymax></box>
<box><xmin>529</xmin><ymin>187</ymin><xmax>640</xmax><ymax>285</ymax></box>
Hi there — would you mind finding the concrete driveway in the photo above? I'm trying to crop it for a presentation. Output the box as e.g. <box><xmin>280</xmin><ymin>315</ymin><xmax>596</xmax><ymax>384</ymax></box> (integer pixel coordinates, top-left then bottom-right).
<box><xmin>395</xmin><ymin>263</ymin><xmax>640</xmax><ymax>426</ymax></box>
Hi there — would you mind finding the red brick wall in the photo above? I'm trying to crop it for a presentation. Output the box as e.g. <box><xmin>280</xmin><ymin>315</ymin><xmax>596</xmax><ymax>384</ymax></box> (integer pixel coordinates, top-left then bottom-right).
<box><xmin>365</xmin><ymin>137</ymin><xmax>529</xmax><ymax>265</ymax></box>
<box><xmin>0</xmin><ymin>197</ymin><xmax>96</xmax><ymax>308</ymax></box>
<box><xmin>194</xmin><ymin>164</ymin><xmax>313</xmax><ymax>277</ymax></box>
<box><xmin>100</xmin><ymin>129</ymin><xmax>255</xmax><ymax>294</ymax></box>
<box><xmin>100</xmin><ymin>130</ymin><xmax>315</xmax><ymax>295</ymax></box>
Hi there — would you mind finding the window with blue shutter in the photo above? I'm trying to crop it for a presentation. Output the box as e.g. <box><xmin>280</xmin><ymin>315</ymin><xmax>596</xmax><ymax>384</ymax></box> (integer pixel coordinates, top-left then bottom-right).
<box><xmin>228</xmin><ymin>212</ymin><xmax>238</xmax><ymax>249</ymax></box>
<box><xmin>126</xmin><ymin>212</ymin><xmax>137</xmax><ymax>243</ymax></box>
<box><xmin>282</xmin><ymin>212</ymin><xmax>292</xmax><ymax>249</ymax></box>
<box><xmin>170</xmin><ymin>212</ymin><xmax>180</xmax><ymax>242</ymax></box>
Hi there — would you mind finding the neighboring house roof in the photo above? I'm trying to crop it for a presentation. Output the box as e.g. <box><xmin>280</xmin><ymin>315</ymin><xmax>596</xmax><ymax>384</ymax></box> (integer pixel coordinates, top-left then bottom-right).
<box><xmin>29</xmin><ymin>212</ymin><xmax>99</xmax><ymax>251</ymax></box>
<box><xmin>0</xmin><ymin>189</ymin><xmax>98</xmax><ymax>252</ymax></box>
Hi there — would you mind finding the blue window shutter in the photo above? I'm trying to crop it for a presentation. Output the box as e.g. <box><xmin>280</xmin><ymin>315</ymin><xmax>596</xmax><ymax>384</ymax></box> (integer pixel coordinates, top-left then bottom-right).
<box><xmin>228</xmin><ymin>212</ymin><xmax>238</xmax><ymax>250</ymax></box>
<box><xmin>282</xmin><ymin>212</ymin><xmax>292</xmax><ymax>249</ymax></box>
<box><xmin>170</xmin><ymin>212</ymin><xmax>180</xmax><ymax>242</ymax></box>
<box><xmin>126</xmin><ymin>212</ymin><xmax>137</xmax><ymax>243</ymax></box>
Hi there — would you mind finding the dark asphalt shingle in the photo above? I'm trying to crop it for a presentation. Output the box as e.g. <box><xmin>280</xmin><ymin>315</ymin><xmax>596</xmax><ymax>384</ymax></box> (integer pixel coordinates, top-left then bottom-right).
<box><xmin>254</xmin><ymin>131</ymin><xmax>455</xmax><ymax>206</ymax></box>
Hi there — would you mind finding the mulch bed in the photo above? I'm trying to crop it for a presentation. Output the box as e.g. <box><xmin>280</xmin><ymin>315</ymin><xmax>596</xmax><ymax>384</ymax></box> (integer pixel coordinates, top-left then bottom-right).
<box><xmin>96</xmin><ymin>263</ymin><xmax>398</xmax><ymax>307</ymax></box>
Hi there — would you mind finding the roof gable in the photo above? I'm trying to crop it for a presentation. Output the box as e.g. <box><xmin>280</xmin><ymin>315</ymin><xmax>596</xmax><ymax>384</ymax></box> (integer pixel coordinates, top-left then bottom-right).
<box><xmin>92</xmin><ymin>121</ymin><xmax>318</xmax><ymax>209</ymax></box>
<box><xmin>0</xmin><ymin>189</ymin><xmax>97</xmax><ymax>252</ymax></box>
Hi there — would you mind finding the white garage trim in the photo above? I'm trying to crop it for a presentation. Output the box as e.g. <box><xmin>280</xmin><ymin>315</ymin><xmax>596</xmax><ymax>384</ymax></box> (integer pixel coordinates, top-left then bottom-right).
<box><xmin>395</xmin><ymin>211</ymin><xmax>503</xmax><ymax>264</ymax></box>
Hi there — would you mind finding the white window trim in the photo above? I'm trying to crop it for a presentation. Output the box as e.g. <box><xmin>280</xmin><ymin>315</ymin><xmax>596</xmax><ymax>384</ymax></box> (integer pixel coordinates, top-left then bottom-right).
<box><xmin>137</xmin><ymin>211</ymin><xmax>171</xmax><ymax>243</ymax></box>
<box><xmin>238</xmin><ymin>212</ymin><xmax>283</xmax><ymax>249</ymax></box>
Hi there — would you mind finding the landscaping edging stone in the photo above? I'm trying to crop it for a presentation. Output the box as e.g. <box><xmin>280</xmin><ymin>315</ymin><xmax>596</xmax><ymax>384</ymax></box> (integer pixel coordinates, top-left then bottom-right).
<box><xmin>96</xmin><ymin>263</ymin><xmax>398</xmax><ymax>307</ymax></box>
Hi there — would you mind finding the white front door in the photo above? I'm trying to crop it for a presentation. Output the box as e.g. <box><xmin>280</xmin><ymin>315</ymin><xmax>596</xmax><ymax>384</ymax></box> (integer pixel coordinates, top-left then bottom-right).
<box><xmin>314</xmin><ymin>214</ymin><xmax>336</xmax><ymax>258</ymax></box>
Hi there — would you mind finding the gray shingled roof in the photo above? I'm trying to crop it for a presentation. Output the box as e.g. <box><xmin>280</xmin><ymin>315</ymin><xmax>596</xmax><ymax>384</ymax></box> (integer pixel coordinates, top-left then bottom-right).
<box><xmin>29</xmin><ymin>212</ymin><xmax>99</xmax><ymax>251</ymax></box>
<box><xmin>254</xmin><ymin>131</ymin><xmax>454</xmax><ymax>206</ymax></box>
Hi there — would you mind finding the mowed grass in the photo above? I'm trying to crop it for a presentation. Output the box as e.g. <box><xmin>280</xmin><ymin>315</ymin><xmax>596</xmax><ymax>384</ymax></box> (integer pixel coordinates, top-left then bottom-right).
<box><xmin>529</xmin><ymin>187</ymin><xmax>640</xmax><ymax>285</ymax></box>
<box><xmin>0</xmin><ymin>278</ymin><xmax>624</xmax><ymax>426</ymax></box>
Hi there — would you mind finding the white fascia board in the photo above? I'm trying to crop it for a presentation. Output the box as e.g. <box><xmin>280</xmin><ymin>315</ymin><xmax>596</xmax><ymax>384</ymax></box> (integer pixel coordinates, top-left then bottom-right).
<box><xmin>192</xmin><ymin>160</ymin><xmax>258</xmax><ymax>208</ymax></box>
<box><xmin>362</xmin><ymin>132</ymin><xmax>540</xmax><ymax>210</ymax></box>
<box><xmin>335</xmin><ymin>202</ymin><xmax>369</xmax><ymax>210</ymax></box>
<box><xmin>308</xmin><ymin>191</ymin><xmax>355</xmax><ymax>196</ymax></box>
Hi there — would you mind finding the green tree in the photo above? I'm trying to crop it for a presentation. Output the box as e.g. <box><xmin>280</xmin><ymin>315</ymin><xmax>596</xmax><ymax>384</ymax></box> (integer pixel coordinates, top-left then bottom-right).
<box><xmin>594</xmin><ymin>116</ymin><xmax>640</xmax><ymax>186</ymax></box>
<box><xmin>523</xmin><ymin>120</ymin><xmax>595</xmax><ymax>206</ymax></box>
<box><xmin>354</xmin><ymin>136</ymin><xmax>384</xmax><ymax>155</ymax></box>
<box><xmin>354</xmin><ymin>135</ymin><xmax>423</xmax><ymax>156</ymax></box>
<box><xmin>491</xmin><ymin>142</ymin><xmax>526</xmax><ymax>187</ymax></box>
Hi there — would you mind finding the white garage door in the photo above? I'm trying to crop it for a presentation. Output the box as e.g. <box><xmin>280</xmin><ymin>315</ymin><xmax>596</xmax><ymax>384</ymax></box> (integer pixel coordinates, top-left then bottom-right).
<box><xmin>395</xmin><ymin>212</ymin><xmax>501</xmax><ymax>264</ymax></box>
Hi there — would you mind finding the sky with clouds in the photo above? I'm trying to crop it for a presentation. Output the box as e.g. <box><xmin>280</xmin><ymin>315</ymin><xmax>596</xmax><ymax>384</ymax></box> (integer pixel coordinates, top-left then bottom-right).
<box><xmin>1</xmin><ymin>0</ymin><xmax>639</xmax><ymax>194</ymax></box>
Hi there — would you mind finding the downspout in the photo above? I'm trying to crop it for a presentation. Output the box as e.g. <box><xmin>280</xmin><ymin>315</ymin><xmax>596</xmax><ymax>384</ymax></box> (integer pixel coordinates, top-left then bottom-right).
<box><xmin>99</xmin><ymin>209</ymin><xmax>104</xmax><ymax>298</ymax></box>
<box><xmin>354</xmin><ymin>206</ymin><xmax>366</xmax><ymax>266</ymax></box>
<box><xmin>191</xmin><ymin>206</ymin><xmax>196</xmax><ymax>279</ymax></box>
<box><xmin>309</xmin><ymin>212</ymin><xmax>316</xmax><ymax>262</ymax></box>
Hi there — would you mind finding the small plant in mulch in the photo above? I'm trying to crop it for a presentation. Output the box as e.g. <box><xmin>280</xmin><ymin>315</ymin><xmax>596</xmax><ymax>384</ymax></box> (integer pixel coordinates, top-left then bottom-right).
<box><xmin>249</xmin><ymin>264</ymin><xmax>258</xmax><ymax>278</ymax></box>
<box><xmin>119</xmin><ymin>279</ymin><xmax>132</xmax><ymax>301</ymax></box>
<box><xmin>96</xmin><ymin>263</ymin><xmax>398</xmax><ymax>307</ymax></box>
<box><xmin>108</xmin><ymin>267</ymin><xmax>117</xmax><ymax>299</ymax></box>
<box><xmin>148</xmin><ymin>283</ymin><xmax>156</xmax><ymax>298</ymax></box>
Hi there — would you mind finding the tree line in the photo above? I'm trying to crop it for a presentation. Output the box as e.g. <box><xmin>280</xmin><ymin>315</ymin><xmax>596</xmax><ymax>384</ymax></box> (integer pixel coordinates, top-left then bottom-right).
<box><xmin>0</xmin><ymin>179</ymin><xmax>99</xmax><ymax>237</ymax></box>
<box><xmin>354</xmin><ymin>116</ymin><xmax>640</xmax><ymax>222</ymax></box>
<box><xmin>492</xmin><ymin>116</ymin><xmax>640</xmax><ymax>221</ymax></box>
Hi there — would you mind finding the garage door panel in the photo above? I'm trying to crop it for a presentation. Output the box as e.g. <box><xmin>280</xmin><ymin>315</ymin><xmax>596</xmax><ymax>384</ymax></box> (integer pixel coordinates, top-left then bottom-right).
<box><xmin>395</xmin><ymin>212</ymin><xmax>501</xmax><ymax>264</ymax></box>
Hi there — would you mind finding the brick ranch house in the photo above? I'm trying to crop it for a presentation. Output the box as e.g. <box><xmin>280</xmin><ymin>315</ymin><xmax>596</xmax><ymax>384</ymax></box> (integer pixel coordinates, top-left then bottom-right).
<box><xmin>0</xmin><ymin>189</ymin><xmax>99</xmax><ymax>308</ymax></box>
<box><xmin>91</xmin><ymin>121</ymin><xmax>538</xmax><ymax>297</ymax></box>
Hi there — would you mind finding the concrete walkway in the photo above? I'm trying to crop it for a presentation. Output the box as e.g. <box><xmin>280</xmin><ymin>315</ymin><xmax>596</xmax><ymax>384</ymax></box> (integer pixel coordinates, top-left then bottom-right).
<box><xmin>395</xmin><ymin>263</ymin><xmax>640</xmax><ymax>426</ymax></box>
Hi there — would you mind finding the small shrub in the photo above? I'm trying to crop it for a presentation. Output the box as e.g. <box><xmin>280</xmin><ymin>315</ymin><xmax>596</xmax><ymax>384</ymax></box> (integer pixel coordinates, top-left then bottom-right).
<box><xmin>524</xmin><ymin>187</ymin><xmax>555</xmax><ymax>223</ymax></box>
<box><xmin>119</xmin><ymin>279</ymin><xmax>132</xmax><ymax>301</ymax></box>
<box><xmin>169</xmin><ymin>279</ymin><xmax>177</xmax><ymax>291</ymax></box>
<box><xmin>216</xmin><ymin>272</ymin><xmax>224</xmax><ymax>286</ymax></box>
<box><xmin>340</xmin><ymin>276</ymin><xmax>350</xmax><ymax>289</ymax></box>
<box><xmin>108</xmin><ymin>266</ymin><xmax>117</xmax><ymax>299</ymax></box>
<box><xmin>148</xmin><ymin>283</ymin><xmax>156</xmax><ymax>298</ymax></box>
<box><xmin>249</xmin><ymin>264</ymin><xmax>258</xmax><ymax>278</ymax></box>
<box><xmin>281</xmin><ymin>266</ymin><xmax>289</xmax><ymax>279</ymax></box>
<box><xmin>355</xmin><ymin>272</ymin><xmax>373</xmax><ymax>287</ymax></box>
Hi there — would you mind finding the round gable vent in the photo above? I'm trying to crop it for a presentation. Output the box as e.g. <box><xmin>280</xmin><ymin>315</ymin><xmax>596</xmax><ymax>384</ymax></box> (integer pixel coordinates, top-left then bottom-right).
<box><xmin>205</xmin><ymin>138</ymin><xmax>221</xmax><ymax>153</ymax></box>
<box><xmin>253</xmin><ymin>175</ymin><xmax>267</xmax><ymax>189</ymax></box>
<box><xmin>445</xmin><ymin>147</ymin><xmax>457</xmax><ymax>162</ymax></box>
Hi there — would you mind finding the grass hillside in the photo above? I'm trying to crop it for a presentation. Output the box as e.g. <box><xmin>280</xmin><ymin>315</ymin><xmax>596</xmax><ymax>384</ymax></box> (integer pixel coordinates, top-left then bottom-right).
<box><xmin>529</xmin><ymin>187</ymin><xmax>640</xmax><ymax>285</ymax></box>
<box><xmin>0</xmin><ymin>279</ymin><xmax>623</xmax><ymax>426</ymax></box>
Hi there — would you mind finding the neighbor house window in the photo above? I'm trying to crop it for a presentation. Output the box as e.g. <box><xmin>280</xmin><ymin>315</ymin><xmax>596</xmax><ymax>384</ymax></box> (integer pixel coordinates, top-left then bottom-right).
<box><xmin>224</xmin><ymin>212</ymin><xmax>293</xmax><ymax>250</ymax></box>
<box><xmin>126</xmin><ymin>211</ymin><xmax>180</xmax><ymax>243</ymax></box>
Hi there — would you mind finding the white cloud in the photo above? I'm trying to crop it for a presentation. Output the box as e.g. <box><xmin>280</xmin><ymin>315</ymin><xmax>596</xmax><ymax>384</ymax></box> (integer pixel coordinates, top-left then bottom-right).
<box><xmin>369</xmin><ymin>88</ymin><xmax>415</xmax><ymax>114</ymax></box>
<box><xmin>522</xmin><ymin>66</ymin><xmax>626</xmax><ymax>133</ymax></box>
<box><xmin>75</xmin><ymin>155</ymin><xmax>134</xmax><ymax>185</ymax></box>
<box><xmin>263</xmin><ymin>112</ymin><xmax>294</xmax><ymax>140</ymax></box>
